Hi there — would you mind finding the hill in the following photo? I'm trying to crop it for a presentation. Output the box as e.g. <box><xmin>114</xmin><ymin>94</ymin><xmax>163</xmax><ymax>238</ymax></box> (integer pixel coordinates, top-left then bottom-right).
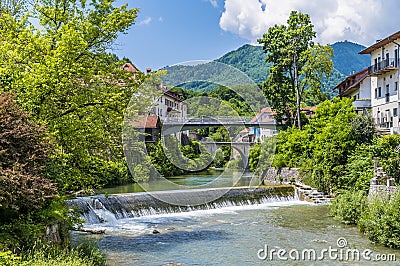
<box><xmin>161</xmin><ymin>41</ymin><xmax>370</xmax><ymax>94</ymax></box>
<box><xmin>331</xmin><ymin>41</ymin><xmax>370</xmax><ymax>76</ymax></box>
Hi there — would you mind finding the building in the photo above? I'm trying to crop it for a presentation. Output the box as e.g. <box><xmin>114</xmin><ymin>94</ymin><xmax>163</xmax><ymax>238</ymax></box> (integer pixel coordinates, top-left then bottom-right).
<box><xmin>152</xmin><ymin>86</ymin><xmax>187</xmax><ymax>120</ymax></box>
<box><xmin>360</xmin><ymin>31</ymin><xmax>400</xmax><ymax>133</ymax></box>
<box><xmin>123</xmin><ymin>62</ymin><xmax>188</xmax><ymax>141</ymax></box>
<box><xmin>301</xmin><ymin>106</ymin><xmax>318</xmax><ymax>119</ymax></box>
<box><xmin>248</xmin><ymin>107</ymin><xmax>277</xmax><ymax>142</ymax></box>
<box><xmin>333</xmin><ymin>68</ymin><xmax>373</xmax><ymax>115</ymax></box>
<box><xmin>132</xmin><ymin>115</ymin><xmax>161</xmax><ymax>143</ymax></box>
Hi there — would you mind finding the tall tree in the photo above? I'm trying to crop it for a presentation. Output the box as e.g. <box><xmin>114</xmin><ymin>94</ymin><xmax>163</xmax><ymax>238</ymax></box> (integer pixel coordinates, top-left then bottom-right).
<box><xmin>258</xmin><ymin>11</ymin><xmax>333</xmax><ymax>129</ymax></box>
<box><xmin>0</xmin><ymin>0</ymin><xmax>147</xmax><ymax>190</ymax></box>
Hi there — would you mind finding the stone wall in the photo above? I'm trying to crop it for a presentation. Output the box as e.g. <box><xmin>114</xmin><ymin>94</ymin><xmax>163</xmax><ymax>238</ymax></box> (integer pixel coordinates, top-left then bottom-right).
<box><xmin>369</xmin><ymin>185</ymin><xmax>398</xmax><ymax>198</ymax></box>
<box><xmin>262</xmin><ymin>167</ymin><xmax>300</xmax><ymax>184</ymax></box>
<box><xmin>368</xmin><ymin>164</ymin><xmax>398</xmax><ymax>198</ymax></box>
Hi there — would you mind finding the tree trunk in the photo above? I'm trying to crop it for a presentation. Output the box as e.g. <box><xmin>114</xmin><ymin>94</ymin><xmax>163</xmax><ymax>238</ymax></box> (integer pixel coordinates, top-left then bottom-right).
<box><xmin>294</xmin><ymin>54</ymin><xmax>302</xmax><ymax>130</ymax></box>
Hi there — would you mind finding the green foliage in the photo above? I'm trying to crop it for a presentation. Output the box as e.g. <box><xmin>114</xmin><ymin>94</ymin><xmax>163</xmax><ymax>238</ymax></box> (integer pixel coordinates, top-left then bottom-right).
<box><xmin>0</xmin><ymin>0</ymin><xmax>142</xmax><ymax>190</ymax></box>
<box><xmin>0</xmin><ymin>250</ymin><xmax>22</xmax><ymax>266</ymax></box>
<box><xmin>13</xmin><ymin>242</ymin><xmax>106</xmax><ymax>266</ymax></box>
<box><xmin>267</xmin><ymin>98</ymin><xmax>376</xmax><ymax>193</ymax></box>
<box><xmin>331</xmin><ymin>41</ymin><xmax>370</xmax><ymax>76</ymax></box>
<box><xmin>249</xmin><ymin>143</ymin><xmax>261</xmax><ymax>172</ymax></box>
<box><xmin>216</xmin><ymin>44</ymin><xmax>271</xmax><ymax>85</ymax></box>
<box><xmin>359</xmin><ymin>192</ymin><xmax>400</xmax><ymax>248</ymax></box>
<box><xmin>258</xmin><ymin>11</ymin><xmax>333</xmax><ymax>128</ymax></box>
<box><xmin>162</xmin><ymin>42</ymin><xmax>357</xmax><ymax>97</ymax></box>
<box><xmin>374</xmin><ymin>135</ymin><xmax>400</xmax><ymax>181</ymax></box>
<box><xmin>226</xmin><ymin>158</ymin><xmax>243</xmax><ymax>169</ymax></box>
<box><xmin>209</xmin><ymin>85</ymin><xmax>254</xmax><ymax>116</ymax></box>
<box><xmin>249</xmin><ymin>137</ymin><xmax>276</xmax><ymax>176</ymax></box>
<box><xmin>330</xmin><ymin>190</ymin><xmax>367</xmax><ymax>225</ymax></box>
<box><xmin>341</xmin><ymin>145</ymin><xmax>374</xmax><ymax>193</ymax></box>
<box><xmin>147</xmin><ymin>138</ymin><xmax>213</xmax><ymax>177</ymax></box>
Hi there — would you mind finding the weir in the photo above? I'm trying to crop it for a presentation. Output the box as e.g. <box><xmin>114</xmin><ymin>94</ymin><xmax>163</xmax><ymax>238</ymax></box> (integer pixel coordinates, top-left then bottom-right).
<box><xmin>68</xmin><ymin>186</ymin><xmax>296</xmax><ymax>224</ymax></box>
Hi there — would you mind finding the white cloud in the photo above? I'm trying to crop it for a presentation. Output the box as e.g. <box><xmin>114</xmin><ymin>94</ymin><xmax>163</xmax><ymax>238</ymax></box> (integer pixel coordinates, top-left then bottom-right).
<box><xmin>209</xmin><ymin>0</ymin><xmax>218</xmax><ymax>8</ymax></box>
<box><xmin>219</xmin><ymin>0</ymin><xmax>400</xmax><ymax>46</ymax></box>
<box><xmin>138</xmin><ymin>17</ymin><xmax>152</xmax><ymax>26</ymax></box>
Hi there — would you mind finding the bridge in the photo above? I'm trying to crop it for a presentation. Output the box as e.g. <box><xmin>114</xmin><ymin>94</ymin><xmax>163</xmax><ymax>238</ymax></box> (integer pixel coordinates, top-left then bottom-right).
<box><xmin>201</xmin><ymin>141</ymin><xmax>255</xmax><ymax>169</ymax></box>
<box><xmin>159</xmin><ymin>116</ymin><xmax>276</xmax><ymax>169</ymax></box>
<box><xmin>162</xmin><ymin>116</ymin><xmax>276</xmax><ymax>135</ymax></box>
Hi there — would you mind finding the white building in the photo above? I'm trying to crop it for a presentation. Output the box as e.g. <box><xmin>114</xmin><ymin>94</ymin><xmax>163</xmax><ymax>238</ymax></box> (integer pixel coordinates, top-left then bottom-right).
<box><xmin>152</xmin><ymin>86</ymin><xmax>187</xmax><ymax>120</ymax></box>
<box><xmin>122</xmin><ymin>63</ymin><xmax>188</xmax><ymax>120</ymax></box>
<box><xmin>360</xmin><ymin>31</ymin><xmax>400</xmax><ymax>133</ymax></box>
<box><xmin>333</xmin><ymin>68</ymin><xmax>373</xmax><ymax>115</ymax></box>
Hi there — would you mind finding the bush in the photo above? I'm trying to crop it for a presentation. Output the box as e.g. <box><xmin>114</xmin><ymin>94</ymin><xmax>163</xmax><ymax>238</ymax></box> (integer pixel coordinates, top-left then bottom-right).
<box><xmin>359</xmin><ymin>192</ymin><xmax>400</xmax><ymax>248</ymax></box>
<box><xmin>330</xmin><ymin>190</ymin><xmax>367</xmax><ymax>225</ymax></box>
<box><xmin>21</xmin><ymin>244</ymin><xmax>105</xmax><ymax>266</ymax></box>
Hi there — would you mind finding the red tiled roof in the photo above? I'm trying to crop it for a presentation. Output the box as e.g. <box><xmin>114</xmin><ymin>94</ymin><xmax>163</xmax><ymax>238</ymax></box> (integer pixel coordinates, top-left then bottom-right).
<box><xmin>121</xmin><ymin>63</ymin><xmax>140</xmax><ymax>73</ymax></box>
<box><xmin>132</xmin><ymin>115</ymin><xmax>160</xmax><ymax>129</ymax></box>
<box><xmin>250</xmin><ymin>107</ymin><xmax>276</xmax><ymax>122</ymax></box>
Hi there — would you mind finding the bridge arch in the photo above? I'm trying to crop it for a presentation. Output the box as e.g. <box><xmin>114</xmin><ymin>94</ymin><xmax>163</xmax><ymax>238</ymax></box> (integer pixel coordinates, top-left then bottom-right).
<box><xmin>202</xmin><ymin>142</ymin><xmax>253</xmax><ymax>169</ymax></box>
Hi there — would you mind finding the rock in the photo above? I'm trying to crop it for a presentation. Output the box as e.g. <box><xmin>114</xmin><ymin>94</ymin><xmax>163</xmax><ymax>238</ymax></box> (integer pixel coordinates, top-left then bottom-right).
<box><xmin>152</xmin><ymin>229</ymin><xmax>160</xmax><ymax>234</ymax></box>
<box><xmin>166</xmin><ymin>227</ymin><xmax>176</xmax><ymax>231</ymax></box>
<box><xmin>74</xmin><ymin>227</ymin><xmax>105</xmax><ymax>234</ymax></box>
<box><xmin>73</xmin><ymin>189</ymin><xmax>96</xmax><ymax>197</ymax></box>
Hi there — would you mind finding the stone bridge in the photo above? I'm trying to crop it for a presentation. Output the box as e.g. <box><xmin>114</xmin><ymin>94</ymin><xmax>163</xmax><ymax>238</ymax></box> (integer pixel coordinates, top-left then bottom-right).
<box><xmin>201</xmin><ymin>141</ymin><xmax>254</xmax><ymax>169</ymax></box>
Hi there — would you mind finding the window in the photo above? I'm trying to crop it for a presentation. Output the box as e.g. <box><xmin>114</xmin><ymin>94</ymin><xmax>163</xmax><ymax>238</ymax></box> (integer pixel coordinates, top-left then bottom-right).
<box><xmin>394</xmin><ymin>108</ymin><xmax>398</xmax><ymax>117</ymax></box>
<box><xmin>395</xmin><ymin>82</ymin><xmax>398</xmax><ymax>92</ymax></box>
<box><xmin>378</xmin><ymin>87</ymin><xmax>382</xmax><ymax>97</ymax></box>
<box><xmin>375</xmin><ymin>88</ymin><xmax>378</xmax><ymax>98</ymax></box>
<box><xmin>386</xmin><ymin>84</ymin><xmax>390</xmax><ymax>103</ymax></box>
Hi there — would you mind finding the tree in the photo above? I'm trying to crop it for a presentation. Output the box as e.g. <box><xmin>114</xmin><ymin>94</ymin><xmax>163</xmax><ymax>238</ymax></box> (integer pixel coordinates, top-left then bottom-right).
<box><xmin>258</xmin><ymin>11</ymin><xmax>333</xmax><ymax>129</ymax></box>
<box><xmin>0</xmin><ymin>92</ymin><xmax>56</xmax><ymax>214</ymax></box>
<box><xmin>0</xmin><ymin>0</ymin><xmax>145</xmax><ymax>190</ymax></box>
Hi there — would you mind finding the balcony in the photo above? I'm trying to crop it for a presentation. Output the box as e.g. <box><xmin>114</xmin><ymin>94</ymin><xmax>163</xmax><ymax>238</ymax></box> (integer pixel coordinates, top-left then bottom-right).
<box><xmin>368</xmin><ymin>58</ymin><xmax>400</xmax><ymax>75</ymax></box>
<box><xmin>352</xmin><ymin>99</ymin><xmax>371</xmax><ymax>109</ymax></box>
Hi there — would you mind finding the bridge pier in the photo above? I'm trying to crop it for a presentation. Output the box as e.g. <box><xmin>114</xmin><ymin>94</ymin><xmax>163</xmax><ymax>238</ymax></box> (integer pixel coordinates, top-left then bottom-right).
<box><xmin>202</xmin><ymin>142</ymin><xmax>253</xmax><ymax>169</ymax></box>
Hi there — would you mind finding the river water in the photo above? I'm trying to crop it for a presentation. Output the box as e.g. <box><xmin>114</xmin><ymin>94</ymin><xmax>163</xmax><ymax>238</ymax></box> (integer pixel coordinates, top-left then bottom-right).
<box><xmin>73</xmin><ymin>172</ymin><xmax>400</xmax><ymax>265</ymax></box>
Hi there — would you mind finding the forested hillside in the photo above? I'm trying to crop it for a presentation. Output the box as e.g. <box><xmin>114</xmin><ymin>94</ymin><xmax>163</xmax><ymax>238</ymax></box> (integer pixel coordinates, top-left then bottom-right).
<box><xmin>162</xmin><ymin>41</ymin><xmax>370</xmax><ymax>95</ymax></box>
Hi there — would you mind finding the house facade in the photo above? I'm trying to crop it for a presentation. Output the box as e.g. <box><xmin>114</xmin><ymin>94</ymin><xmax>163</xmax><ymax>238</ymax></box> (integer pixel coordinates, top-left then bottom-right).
<box><xmin>152</xmin><ymin>86</ymin><xmax>187</xmax><ymax>120</ymax></box>
<box><xmin>123</xmin><ymin>62</ymin><xmax>188</xmax><ymax>120</ymax></box>
<box><xmin>360</xmin><ymin>31</ymin><xmax>400</xmax><ymax>133</ymax></box>
<box><xmin>123</xmin><ymin>63</ymin><xmax>188</xmax><ymax>141</ymax></box>
<box><xmin>333</xmin><ymin>68</ymin><xmax>373</xmax><ymax>115</ymax></box>
<box><xmin>248</xmin><ymin>107</ymin><xmax>277</xmax><ymax>142</ymax></box>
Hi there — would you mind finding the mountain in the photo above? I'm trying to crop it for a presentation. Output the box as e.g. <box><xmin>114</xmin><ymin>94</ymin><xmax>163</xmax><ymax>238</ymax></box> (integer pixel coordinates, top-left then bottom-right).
<box><xmin>162</xmin><ymin>41</ymin><xmax>370</xmax><ymax>94</ymax></box>
<box><xmin>216</xmin><ymin>44</ymin><xmax>271</xmax><ymax>85</ymax></box>
<box><xmin>331</xmin><ymin>41</ymin><xmax>370</xmax><ymax>76</ymax></box>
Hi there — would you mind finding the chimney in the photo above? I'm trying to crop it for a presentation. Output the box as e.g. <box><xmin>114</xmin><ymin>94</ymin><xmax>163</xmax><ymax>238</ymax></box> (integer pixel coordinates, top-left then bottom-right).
<box><xmin>146</xmin><ymin>68</ymin><xmax>152</xmax><ymax>74</ymax></box>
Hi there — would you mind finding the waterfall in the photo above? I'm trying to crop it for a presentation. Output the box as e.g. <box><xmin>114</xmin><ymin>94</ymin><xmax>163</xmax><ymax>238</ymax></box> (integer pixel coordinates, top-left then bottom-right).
<box><xmin>67</xmin><ymin>186</ymin><xmax>296</xmax><ymax>225</ymax></box>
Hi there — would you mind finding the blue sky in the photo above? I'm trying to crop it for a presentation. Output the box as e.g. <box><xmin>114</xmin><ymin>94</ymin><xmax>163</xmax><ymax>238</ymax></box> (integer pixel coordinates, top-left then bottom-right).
<box><xmin>113</xmin><ymin>0</ymin><xmax>400</xmax><ymax>71</ymax></box>
<box><xmin>114</xmin><ymin>0</ymin><xmax>245</xmax><ymax>71</ymax></box>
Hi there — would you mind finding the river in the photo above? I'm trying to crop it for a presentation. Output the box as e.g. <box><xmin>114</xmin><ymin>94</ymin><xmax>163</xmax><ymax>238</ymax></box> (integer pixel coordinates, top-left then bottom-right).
<box><xmin>72</xmin><ymin>172</ymin><xmax>400</xmax><ymax>265</ymax></box>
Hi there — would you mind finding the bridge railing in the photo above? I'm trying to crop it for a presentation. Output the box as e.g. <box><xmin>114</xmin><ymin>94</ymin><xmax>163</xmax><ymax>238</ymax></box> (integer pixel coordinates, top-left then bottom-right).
<box><xmin>163</xmin><ymin>116</ymin><xmax>253</xmax><ymax>124</ymax></box>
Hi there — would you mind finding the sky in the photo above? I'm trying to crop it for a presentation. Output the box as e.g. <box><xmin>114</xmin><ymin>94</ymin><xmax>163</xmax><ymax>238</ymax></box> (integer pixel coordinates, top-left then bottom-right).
<box><xmin>114</xmin><ymin>0</ymin><xmax>400</xmax><ymax>71</ymax></box>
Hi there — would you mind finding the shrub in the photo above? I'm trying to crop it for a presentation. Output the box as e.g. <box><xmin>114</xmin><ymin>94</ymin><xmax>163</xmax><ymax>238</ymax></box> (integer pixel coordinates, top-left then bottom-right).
<box><xmin>330</xmin><ymin>190</ymin><xmax>367</xmax><ymax>225</ymax></box>
<box><xmin>359</xmin><ymin>192</ymin><xmax>400</xmax><ymax>248</ymax></box>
